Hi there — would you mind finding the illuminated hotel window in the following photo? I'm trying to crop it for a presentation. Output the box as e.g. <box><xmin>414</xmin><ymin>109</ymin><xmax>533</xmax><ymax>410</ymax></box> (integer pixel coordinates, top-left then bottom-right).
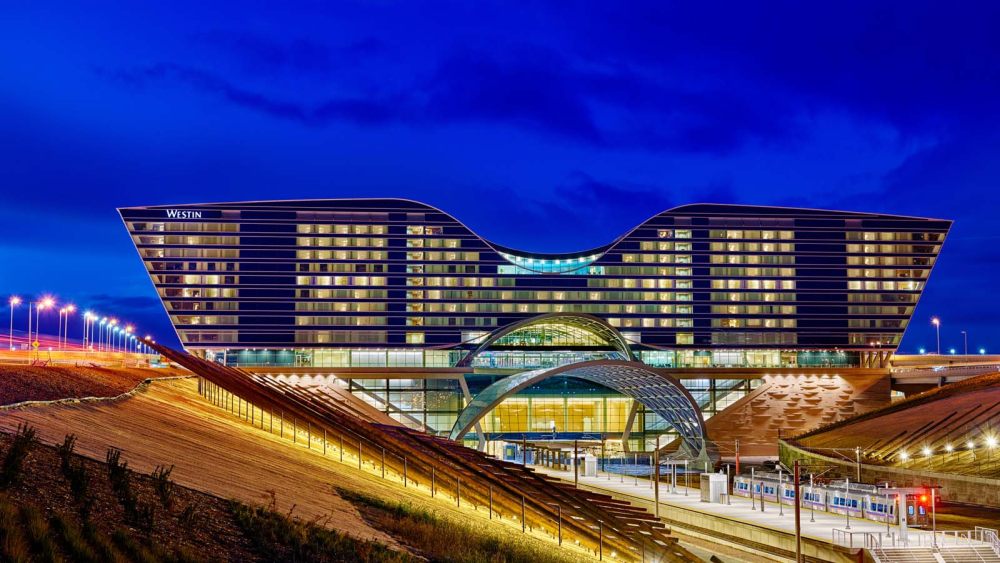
<box><xmin>657</xmin><ymin>229</ymin><xmax>672</xmax><ymax>238</ymax></box>
<box><xmin>675</xmin><ymin>230</ymin><xmax>692</xmax><ymax>239</ymax></box>
<box><xmin>676</xmin><ymin>333</ymin><xmax>694</xmax><ymax>345</ymax></box>
<box><xmin>406</xmin><ymin>332</ymin><xmax>424</xmax><ymax>344</ymax></box>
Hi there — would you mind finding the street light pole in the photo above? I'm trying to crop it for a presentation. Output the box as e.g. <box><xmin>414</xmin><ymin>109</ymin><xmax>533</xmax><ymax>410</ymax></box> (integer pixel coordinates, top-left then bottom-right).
<box><xmin>961</xmin><ymin>331</ymin><xmax>968</xmax><ymax>356</ymax></box>
<box><xmin>845</xmin><ymin>477</ymin><xmax>851</xmax><ymax>530</ymax></box>
<box><xmin>61</xmin><ymin>305</ymin><xmax>75</xmax><ymax>351</ymax></box>
<box><xmin>794</xmin><ymin>460</ymin><xmax>802</xmax><ymax>563</ymax></box>
<box><xmin>27</xmin><ymin>302</ymin><xmax>33</xmax><ymax>356</ymax></box>
<box><xmin>654</xmin><ymin>435</ymin><xmax>660</xmax><ymax>519</ymax></box>
<box><xmin>931</xmin><ymin>317</ymin><xmax>941</xmax><ymax>355</ymax></box>
<box><xmin>34</xmin><ymin>298</ymin><xmax>54</xmax><ymax>360</ymax></box>
<box><xmin>8</xmin><ymin>297</ymin><xmax>21</xmax><ymax>351</ymax></box>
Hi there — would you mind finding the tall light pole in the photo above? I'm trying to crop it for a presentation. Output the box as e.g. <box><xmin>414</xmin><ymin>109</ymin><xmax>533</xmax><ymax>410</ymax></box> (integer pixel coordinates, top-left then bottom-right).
<box><xmin>8</xmin><ymin>296</ymin><xmax>21</xmax><ymax>351</ymax></box>
<box><xmin>98</xmin><ymin>318</ymin><xmax>107</xmax><ymax>351</ymax></box>
<box><xmin>34</xmin><ymin>297</ymin><xmax>55</xmax><ymax>359</ymax></box>
<box><xmin>961</xmin><ymin>331</ymin><xmax>968</xmax><ymax>356</ymax></box>
<box><xmin>58</xmin><ymin>308</ymin><xmax>66</xmax><ymax>350</ymax></box>
<box><xmin>125</xmin><ymin>325</ymin><xmax>134</xmax><ymax>354</ymax></box>
<box><xmin>931</xmin><ymin>317</ymin><xmax>941</xmax><ymax>355</ymax></box>
<box><xmin>59</xmin><ymin>305</ymin><xmax>75</xmax><ymax>350</ymax></box>
<box><xmin>83</xmin><ymin>312</ymin><xmax>94</xmax><ymax>350</ymax></box>
<box><xmin>65</xmin><ymin>305</ymin><xmax>75</xmax><ymax>349</ymax></box>
<box><xmin>108</xmin><ymin>319</ymin><xmax>118</xmax><ymax>351</ymax></box>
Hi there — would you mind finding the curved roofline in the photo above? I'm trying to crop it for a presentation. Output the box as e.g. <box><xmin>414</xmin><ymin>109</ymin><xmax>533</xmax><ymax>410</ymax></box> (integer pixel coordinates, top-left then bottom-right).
<box><xmin>119</xmin><ymin>197</ymin><xmax>952</xmax><ymax>259</ymax></box>
<box><xmin>448</xmin><ymin>359</ymin><xmax>710</xmax><ymax>460</ymax></box>
<box><xmin>455</xmin><ymin>312</ymin><xmax>636</xmax><ymax>367</ymax></box>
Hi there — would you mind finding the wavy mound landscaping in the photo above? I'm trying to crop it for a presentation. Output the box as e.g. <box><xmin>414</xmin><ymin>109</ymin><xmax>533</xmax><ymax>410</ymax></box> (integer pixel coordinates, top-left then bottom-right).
<box><xmin>0</xmin><ymin>365</ymin><xmax>187</xmax><ymax>406</ymax></box>
<box><xmin>0</xmin><ymin>377</ymin><xmax>601</xmax><ymax>562</ymax></box>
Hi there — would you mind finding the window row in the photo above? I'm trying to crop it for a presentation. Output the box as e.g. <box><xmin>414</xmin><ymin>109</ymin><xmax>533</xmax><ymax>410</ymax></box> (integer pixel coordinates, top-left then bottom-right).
<box><xmin>143</xmin><ymin>248</ymin><xmax>241</xmax><ymax>259</ymax></box>
<box><xmin>709</xmin><ymin>230</ymin><xmax>795</xmax><ymax>240</ymax></box>
<box><xmin>846</xmin><ymin>231</ymin><xmax>943</xmax><ymax>242</ymax></box>
<box><xmin>846</xmin><ymin>244</ymin><xmax>938</xmax><ymax>254</ymax></box>
<box><xmin>296</xmin><ymin>224</ymin><xmax>387</xmax><ymax>235</ymax></box>
<box><xmin>296</xmin><ymin>237</ymin><xmax>387</xmax><ymax>248</ymax></box>
<box><xmin>712</xmin><ymin>305</ymin><xmax>796</xmax><ymax>315</ymax></box>
<box><xmin>714</xmin><ymin>318</ymin><xmax>797</xmax><ymax>329</ymax></box>
<box><xmin>711</xmin><ymin>279</ymin><xmax>797</xmax><ymax>290</ymax></box>
<box><xmin>296</xmin><ymin>250</ymin><xmax>388</xmax><ymax>260</ymax></box>
<box><xmin>296</xmin><ymin>275</ymin><xmax>388</xmax><ymax>286</ymax></box>
<box><xmin>406</xmin><ymin>317</ymin><xmax>499</xmax><ymax>327</ymax></box>
<box><xmin>710</xmin><ymin>242</ymin><xmax>795</xmax><ymax>252</ymax></box>
<box><xmin>154</xmin><ymin>275</ymin><xmax>237</xmax><ymax>285</ymax></box>
<box><xmin>621</xmin><ymin>253</ymin><xmax>692</xmax><ymax>264</ymax></box>
<box><xmin>710</xmin><ymin>267</ymin><xmax>796</xmax><ymax>277</ymax></box>
<box><xmin>406</xmin><ymin>238</ymin><xmax>461</xmax><ymax>248</ymax></box>
<box><xmin>847</xmin><ymin>268</ymin><xmax>928</xmax><ymax>279</ymax></box>
<box><xmin>136</xmin><ymin>235</ymin><xmax>241</xmax><ymax>246</ymax></box>
<box><xmin>847</xmin><ymin>280</ymin><xmax>923</xmax><ymax>291</ymax></box>
<box><xmin>130</xmin><ymin>222</ymin><xmax>239</xmax><ymax>233</ymax></box>
<box><xmin>710</xmin><ymin>254</ymin><xmax>796</xmax><ymax>265</ymax></box>
<box><xmin>295</xmin><ymin>316</ymin><xmax>388</xmax><ymax>326</ymax></box>
<box><xmin>406</xmin><ymin>251</ymin><xmax>480</xmax><ymax>261</ymax></box>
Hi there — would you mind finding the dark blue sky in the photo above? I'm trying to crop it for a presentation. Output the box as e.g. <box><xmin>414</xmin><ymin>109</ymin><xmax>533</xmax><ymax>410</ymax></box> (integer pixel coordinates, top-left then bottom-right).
<box><xmin>2</xmin><ymin>2</ymin><xmax>997</xmax><ymax>352</ymax></box>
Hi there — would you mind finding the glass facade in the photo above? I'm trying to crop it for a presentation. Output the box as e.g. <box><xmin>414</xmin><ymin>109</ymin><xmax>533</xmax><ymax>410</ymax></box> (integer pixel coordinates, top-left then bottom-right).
<box><xmin>121</xmin><ymin>199</ymin><xmax>950</xmax><ymax>356</ymax></box>
<box><xmin>121</xmin><ymin>199</ymin><xmax>950</xmax><ymax>445</ymax></box>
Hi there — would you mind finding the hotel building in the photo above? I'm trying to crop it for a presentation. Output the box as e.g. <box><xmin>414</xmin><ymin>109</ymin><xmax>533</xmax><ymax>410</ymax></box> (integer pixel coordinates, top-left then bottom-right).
<box><xmin>120</xmin><ymin>199</ymin><xmax>950</xmax><ymax>451</ymax></box>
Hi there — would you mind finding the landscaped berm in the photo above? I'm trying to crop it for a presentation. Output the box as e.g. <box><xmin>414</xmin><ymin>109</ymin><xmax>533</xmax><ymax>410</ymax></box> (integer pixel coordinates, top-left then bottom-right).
<box><xmin>0</xmin><ymin>363</ymin><xmax>698</xmax><ymax>562</ymax></box>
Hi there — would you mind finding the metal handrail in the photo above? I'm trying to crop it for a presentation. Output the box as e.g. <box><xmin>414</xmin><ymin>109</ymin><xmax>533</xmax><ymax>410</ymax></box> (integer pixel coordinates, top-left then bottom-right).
<box><xmin>833</xmin><ymin>528</ymin><xmax>882</xmax><ymax>549</ymax></box>
<box><xmin>975</xmin><ymin>526</ymin><xmax>1000</xmax><ymax>557</ymax></box>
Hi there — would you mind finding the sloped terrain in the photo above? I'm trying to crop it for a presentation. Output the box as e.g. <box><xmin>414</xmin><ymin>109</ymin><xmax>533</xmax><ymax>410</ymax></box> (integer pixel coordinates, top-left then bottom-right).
<box><xmin>0</xmin><ymin>378</ymin><xmax>612</xmax><ymax>561</ymax></box>
<box><xmin>793</xmin><ymin>371</ymin><xmax>1000</xmax><ymax>478</ymax></box>
<box><xmin>0</xmin><ymin>365</ymin><xmax>186</xmax><ymax>406</ymax></box>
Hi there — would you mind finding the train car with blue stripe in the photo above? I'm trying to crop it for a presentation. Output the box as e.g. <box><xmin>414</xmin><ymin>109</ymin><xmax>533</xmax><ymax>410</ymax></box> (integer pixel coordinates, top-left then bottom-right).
<box><xmin>730</xmin><ymin>473</ymin><xmax>931</xmax><ymax>527</ymax></box>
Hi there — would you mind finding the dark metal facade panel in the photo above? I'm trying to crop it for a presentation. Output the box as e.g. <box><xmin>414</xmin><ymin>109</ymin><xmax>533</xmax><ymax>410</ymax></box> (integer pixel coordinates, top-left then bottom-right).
<box><xmin>119</xmin><ymin>199</ymin><xmax>952</xmax><ymax>354</ymax></box>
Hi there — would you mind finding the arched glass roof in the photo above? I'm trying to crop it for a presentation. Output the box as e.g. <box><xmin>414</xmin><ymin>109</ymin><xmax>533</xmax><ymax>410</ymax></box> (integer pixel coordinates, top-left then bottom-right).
<box><xmin>449</xmin><ymin>360</ymin><xmax>709</xmax><ymax>460</ymax></box>
<box><xmin>456</xmin><ymin>313</ymin><xmax>635</xmax><ymax>367</ymax></box>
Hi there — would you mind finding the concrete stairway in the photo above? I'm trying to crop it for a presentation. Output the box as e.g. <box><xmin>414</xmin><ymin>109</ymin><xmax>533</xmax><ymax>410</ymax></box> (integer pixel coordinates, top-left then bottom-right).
<box><xmin>874</xmin><ymin>548</ymin><xmax>938</xmax><ymax>563</ymax></box>
<box><xmin>939</xmin><ymin>547</ymin><xmax>1000</xmax><ymax>563</ymax></box>
<box><xmin>875</xmin><ymin>547</ymin><xmax>1000</xmax><ymax>563</ymax></box>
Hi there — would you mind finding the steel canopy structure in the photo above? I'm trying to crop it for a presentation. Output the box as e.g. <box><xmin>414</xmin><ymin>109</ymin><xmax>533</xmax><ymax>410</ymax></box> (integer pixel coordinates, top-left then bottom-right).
<box><xmin>456</xmin><ymin>313</ymin><xmax>636</xmax><ymax>367</ymax></box>
<box><xmin>449</xmin><ymin>359</ymin><xmax>711</xmax><ymax>461</ymax></box>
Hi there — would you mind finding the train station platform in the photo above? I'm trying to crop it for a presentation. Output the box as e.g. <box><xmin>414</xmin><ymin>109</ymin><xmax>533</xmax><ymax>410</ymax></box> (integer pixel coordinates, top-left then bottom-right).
<box><xmin>532</xmin><ymin>464</ymin><xmax>993</xmax><ymax>562</ymax></box>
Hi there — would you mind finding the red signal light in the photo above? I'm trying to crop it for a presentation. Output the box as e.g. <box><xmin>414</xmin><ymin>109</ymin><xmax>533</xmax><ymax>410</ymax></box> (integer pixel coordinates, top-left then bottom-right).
<box><xmin>919</xmin><ymin>495</ymin><xmax>928</xmax><ymax>503</ymax></box>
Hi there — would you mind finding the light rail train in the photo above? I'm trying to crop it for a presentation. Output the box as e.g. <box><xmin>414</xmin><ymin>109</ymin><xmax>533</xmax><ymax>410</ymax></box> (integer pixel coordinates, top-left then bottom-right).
<box><xmin>732</xmin><ymin>472</ymin><xmax>930</xmax><ymax>526</ymax></box>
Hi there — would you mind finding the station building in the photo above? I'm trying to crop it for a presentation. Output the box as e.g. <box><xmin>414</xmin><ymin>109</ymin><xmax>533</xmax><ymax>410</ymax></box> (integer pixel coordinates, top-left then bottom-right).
<box><xmin>120</xmin><ymin>199</ymin><xmax>950</xmax><ymax>454</ymax></box>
